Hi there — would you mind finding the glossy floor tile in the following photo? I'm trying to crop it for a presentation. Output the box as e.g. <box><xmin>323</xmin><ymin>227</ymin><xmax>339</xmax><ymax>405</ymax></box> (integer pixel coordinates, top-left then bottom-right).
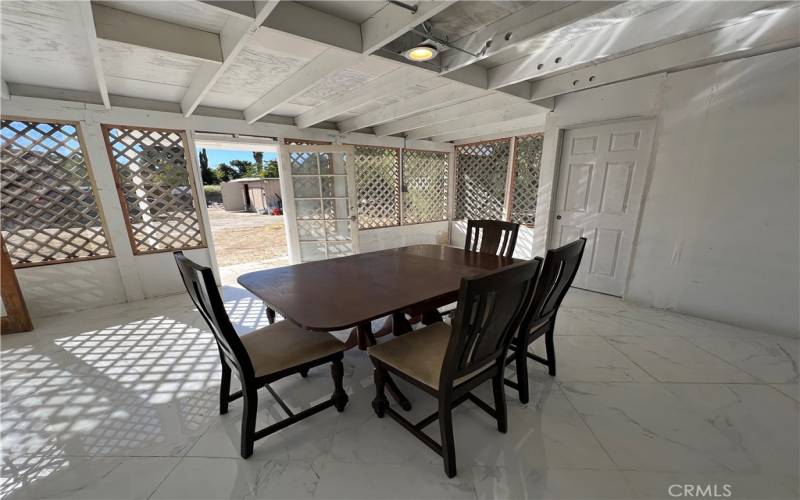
<box><xmin>2</xmin><ymin>288</ymin><xmax>797</xmax><ymax>499</ymax></box>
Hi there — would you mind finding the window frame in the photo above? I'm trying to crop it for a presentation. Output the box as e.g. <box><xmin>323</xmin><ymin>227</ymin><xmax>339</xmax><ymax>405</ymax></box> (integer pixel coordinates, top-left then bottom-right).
<box><xmin>0</xmin><ymin>115</ymin><xmax>115</xmax><ymax>268</ymax></box>
<box><xmin>453</xmin><ymin>137</ymin><xmax>513</xmax><ymax>222</ymax></box>
<box><xmin>348</xmin><ymin>143</ymin><xmax>402</xmax><ymax>230</ymax></box>
<box><xmin>508</xmin><ymin>133</ymin><xmax>545</xmax><ymax>227</ymax></box>
<box><xmin>101</xmin><ymin>123</ymin><xmax>208</xmax><ymax>256</ymax></box>
<box><xmin>400</xmin><ymin>148</ymin><xmax>450</xmax><ymax>226</ymax></box>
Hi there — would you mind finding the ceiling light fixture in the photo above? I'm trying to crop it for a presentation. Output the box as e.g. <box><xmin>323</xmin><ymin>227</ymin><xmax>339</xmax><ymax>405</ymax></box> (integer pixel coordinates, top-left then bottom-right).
<box><xmin>404</xmin><ymin>44</ymin><xmax>438</xmax><ymax>62</ymax></box>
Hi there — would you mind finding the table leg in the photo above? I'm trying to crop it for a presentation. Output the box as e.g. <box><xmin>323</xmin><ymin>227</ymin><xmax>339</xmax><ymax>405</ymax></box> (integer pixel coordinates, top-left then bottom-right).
<box><xmin>357</xmin><ymin>322</ymin><xmax>412</xmax><ymax>411</ymax></box>
<box><xmin>380</xmin><ymin>312</ymin><xmax>413</xmax><ymax>337</ymax></box>
<box><xmin>392</xmin><ymin>312</ymin><xmax>413</xmax><ymax>335</ymax></box>
<box><xmin>265</xmin><ymin>306</ymin><xmax>276</xmax><ymax>325</ymax></box>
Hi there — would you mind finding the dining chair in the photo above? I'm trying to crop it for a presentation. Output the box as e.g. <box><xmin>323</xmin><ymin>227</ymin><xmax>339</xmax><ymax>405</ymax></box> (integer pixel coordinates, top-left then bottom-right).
<box><xmin>465</xmin><ymin>219</ymin><xmax>520</xmax><ymax>258</ymax></box>
<box><xmin>173</xmin><ymin>252</ymin><xmax>348</xmax><ymax>458</ymax></box>
<box><xmin>417</xmin><ymin>219</ymin><xmax>522</xmax><ymax>325</ymax></box>
<box><xmin>369</xmin><ymin>257</ymin><xmax>542</xmax><ymax>477</ymax></box>
<box><xmin>505</xmin><ymin>238</ymin><xmax>587</xmax><ymax>403</ymax></box>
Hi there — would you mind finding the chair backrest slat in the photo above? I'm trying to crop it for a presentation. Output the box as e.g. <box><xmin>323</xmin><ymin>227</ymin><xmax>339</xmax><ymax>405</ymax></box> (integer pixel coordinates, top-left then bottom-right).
<box><xmin>442</xmin><ymin>257</ymin><xmax>542</xmax><ymax>386</ymax></box>
<box><xmin>174</xmin><ymin>251</ymin><xmax>255</xmax><ymax>378</ymax></box>
<box><xmin>523</xmin><ymin>238</ymin><xmax>587</xmax><ymax>331</ymax></box>
<box><xmin>465</xmin><ymin>220</ymin><xmax>520</xmax><ymax>258</ymax></box>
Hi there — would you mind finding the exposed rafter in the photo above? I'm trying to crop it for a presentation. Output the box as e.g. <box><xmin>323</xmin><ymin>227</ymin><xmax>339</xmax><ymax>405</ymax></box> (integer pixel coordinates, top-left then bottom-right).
<box><xmin>252</xmin><ymin>1</ymin><xmax>529</xmax><ymax>104</ymax></box>
<box><xmin>431</xmin><ymin>113</ymin><xmax>547</xmax><ymax>143</ymax></box>
<box><xmin>77</xmin><ymin>1</ymin><xmax>110</xmax><ymax>109</ymax></box>
<box><xmin>264</xmin><ymin>1</ymin><xmax>362</xmax><ymax>52</ymax></box>
<box><xmin>361</xmin><ymin>1</ymin><xmax>456</xmax><ymax>54</ymax></box>
<box><xmin>440</xmin><ymin>1</ymin><xmax>622</xmax><ymax>73</ymax></box>
<box><xmin>407</xmin><ymin>104</ymin><xmax>542</xmax><ymax>140</ymax></box>
<box><xmin>488</xmin><ymin>0</ymin><xmax>785</xmax><ymax>90</ymax></box>
<box><xmin>295</xmin><ymin>68</ymin><xmax>432</xmax><ymax>129</ymax></box>
<box><xmin>244</xmin><ymin>49</ymin><xmax>359</xmax><ymax>124</ymax></box>
<box><xmin>337</xmin><ymin>83</ymin><xmax>485</xmax><ymax>133</ymax></box>
<box><xmin>527</xmin><ymin>5</ymin><xmax>800</xmax><ymax>102</ymax></box>
<box><xmin>372</xmin><ymin>93</ymin><xmax>517</xmax><ymax>136</ymax></box>
<box><xmin>182</xmin><ymin>1</ymin><xmax>280</xmax><ymax>117</ymax></box>
<box><xmin>92</xmin><ymin>3</ymin><xmax>223</xmax><ymax>63</ymax></box>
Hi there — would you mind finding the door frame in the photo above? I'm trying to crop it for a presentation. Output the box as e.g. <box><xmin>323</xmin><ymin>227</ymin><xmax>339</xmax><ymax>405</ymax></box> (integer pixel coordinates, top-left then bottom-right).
<box><xmin>539</xmin><ymin>115</ymin><xmax>660</xmax><ymax>297</ymax></box>
<box><xmin>278</xmin><ymin>143</ymin><xmax>358</xmax><ymax>264</ymax></box>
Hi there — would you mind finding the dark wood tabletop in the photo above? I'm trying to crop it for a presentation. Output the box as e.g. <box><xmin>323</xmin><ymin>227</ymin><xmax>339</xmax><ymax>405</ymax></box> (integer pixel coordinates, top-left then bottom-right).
<box><xmin>237</xmin><ymin>244</ymin><xmax>517</xmax><ymax>331</ymax></box>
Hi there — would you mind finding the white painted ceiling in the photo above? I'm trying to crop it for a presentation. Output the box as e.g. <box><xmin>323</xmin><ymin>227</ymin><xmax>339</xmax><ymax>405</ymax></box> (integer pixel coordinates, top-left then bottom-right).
<box><xmin>0</xmin><ymin>0</ymin><xmax>794</xmax><ymax>143</ymax></box>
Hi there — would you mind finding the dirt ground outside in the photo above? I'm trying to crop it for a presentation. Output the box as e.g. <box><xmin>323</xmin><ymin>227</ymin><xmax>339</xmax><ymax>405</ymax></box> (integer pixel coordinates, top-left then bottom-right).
<box><xmin>207</xmin><ymin>208</ymin><xmax>289</xmax><ymax>283</ymax></box>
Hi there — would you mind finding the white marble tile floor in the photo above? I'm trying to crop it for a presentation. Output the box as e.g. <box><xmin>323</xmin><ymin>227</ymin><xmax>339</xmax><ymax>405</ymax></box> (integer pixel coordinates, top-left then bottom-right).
<box><xmin>1</xmin><ymin>288</ymin><xmax>797</xmax><ymax>500</ymax></box>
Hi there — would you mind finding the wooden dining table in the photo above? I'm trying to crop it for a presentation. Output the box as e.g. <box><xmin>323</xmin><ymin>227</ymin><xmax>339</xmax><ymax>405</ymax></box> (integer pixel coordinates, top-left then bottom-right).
<box><xmin>237</xmin><ymin>244</ymin><xmax>517</xmax><ymax>408</ymax></box>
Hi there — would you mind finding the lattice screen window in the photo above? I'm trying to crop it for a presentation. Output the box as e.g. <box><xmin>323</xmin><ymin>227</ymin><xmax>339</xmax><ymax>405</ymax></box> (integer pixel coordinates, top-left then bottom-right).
<box><xmin>354</xmin><ymin>145</ymin><xmax>400</xmax><ymax>229</ymax></box>
<box><xmin>454</xmin><ymin>139</ymin><xmax>511</xmax><ymax>220</ymax></box>
<box><xmin>103</xmin><ymin>126</ymin><xmax>205</xmax><ymax>254</ymax></box>
<box><xmin>510</xmin><ymin>134</ymin><xmax>544</xmax><ymax>225</ymax></box>
<box><xmin>1</xmin><ymin>119</ymin><xmax>112</xmax><ymax>267</ymax></box>
<box><xmin>402</xmin><ymin>149</ymin><xmax>448</xmax><ymax>224</ymax></box>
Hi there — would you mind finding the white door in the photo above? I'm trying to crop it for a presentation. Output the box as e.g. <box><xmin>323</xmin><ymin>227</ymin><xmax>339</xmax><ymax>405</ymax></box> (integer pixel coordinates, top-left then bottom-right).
<box><xmin>279</xmin><ymin>144</ymin><xmax>359</xmax><ymax>263</ymax></box>
<box><xmin>551</xmin><ymin>119</ymin><xmax>655</xmax><ymax>296</ymax></box>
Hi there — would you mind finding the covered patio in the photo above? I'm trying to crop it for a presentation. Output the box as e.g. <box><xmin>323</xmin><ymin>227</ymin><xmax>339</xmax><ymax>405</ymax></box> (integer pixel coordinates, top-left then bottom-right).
<box><xmin>1</xmin><ymin>1</ymin><xmax>798</xmax><ymax>499</ymax></box>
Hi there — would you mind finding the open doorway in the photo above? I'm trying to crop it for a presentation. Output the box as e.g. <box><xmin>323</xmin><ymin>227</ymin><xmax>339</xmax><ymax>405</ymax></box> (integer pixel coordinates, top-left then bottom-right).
<box><xmin>194</xmin><ymin>135</ymin><xmax>288</xmax><ymax>285</ymax></box>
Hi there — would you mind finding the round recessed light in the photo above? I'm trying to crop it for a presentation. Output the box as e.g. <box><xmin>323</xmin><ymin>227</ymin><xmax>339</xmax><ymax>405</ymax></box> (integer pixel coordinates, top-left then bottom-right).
<box><xmin>404</xmin><ymin>44</ymin><xmax>438</xmax><ymax>62</ymax></box>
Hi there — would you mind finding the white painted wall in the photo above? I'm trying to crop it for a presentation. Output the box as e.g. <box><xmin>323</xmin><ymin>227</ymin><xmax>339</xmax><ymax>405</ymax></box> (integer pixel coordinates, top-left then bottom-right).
<box><xmin>626</xmin><ymin>49</ymin><xmax>800</xmax><ymax>336</ymax></box>
<box><xmin>536</xmin><ymin>49</ymin><xmax>799</xmax><ymax>336</ymax></box>
<box><xmin>16</xmin><ymin>258</ymin><xmax>127</xmax><ymax>317</ymax></box>
<box><xmin>359</xmin><ymin>221</ymin><xmax>450</xmax><ymax>253</ymax></box>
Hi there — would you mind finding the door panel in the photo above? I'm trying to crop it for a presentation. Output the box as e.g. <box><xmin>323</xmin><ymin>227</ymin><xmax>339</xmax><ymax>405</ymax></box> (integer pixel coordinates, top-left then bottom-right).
<box><xmin>552</xmin><ymin>119</ymin><xmax>655</xmax><ymax>296</ymax></box>
<box><xmin>280</xmin><ymin>145</ymin><xmax>358</xmax><ymax>263</ymax></box>
<box><xmin>564</xmin><ymin>163</ymin><xmax>593</xmax><ymax>212</ymax></box>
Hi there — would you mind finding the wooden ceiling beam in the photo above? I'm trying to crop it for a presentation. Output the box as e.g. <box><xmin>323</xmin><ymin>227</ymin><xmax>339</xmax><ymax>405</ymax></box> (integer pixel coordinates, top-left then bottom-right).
<box><xmin>92</xmin><ymin>3</ymin><xmax>224</xmax><ymax>63</ymax></box>
<box><xmin>488</xmin><ymin>0</ymin><xmax>785</xmax><ymax>90</ymax></box>
<box><xmin>337</xmin><ymin>83</ymin><xmax>485</xmax><ymax>133</ymax></box>
<box><xmin>440</xmin><ymin>1</ymin><xmax>623</xmax><ymax>74</ymax></box>
<box><xmin>181</xmin><ymin>1</ymin><xmax>280</xmax><ymax>117</ymax></box>
<box><xmin>77</xmin><ymin>1</ymin><xmax>110</xmax><ymax>109</ymax></box>
<box><xmin>244</xmin><ymin>49</ymin><xmax>359</xmax><ymax>124</ymax></box>
<box><xmin>361</xmin><ymin>1</ymin><xmax>457</xmax><ymax>54</ymax></box>
<box><xmin>528</xmin><ymin>5</ymin><xmax>800</xmax><ymax>102</ymax></box>
<box><xmin>430</xmin><ymin>113</ymin><xmax>547</xmax><ymax>143</ymax></box>
<box><xmin>407</xmin><ymin>104</ymin><xmax>543</xmax><ymax>140</ymax></box>
<box><xmin>295</xmin><ymin>68</ymin><xmax>432</xmax><ymax>129</ymax></box>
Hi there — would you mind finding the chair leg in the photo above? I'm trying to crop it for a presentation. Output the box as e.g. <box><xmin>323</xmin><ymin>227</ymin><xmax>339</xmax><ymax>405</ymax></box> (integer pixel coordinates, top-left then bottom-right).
<box><xmin>514</xmin><ymin>340</ymin><xmax>530</xmax><ymax>404</ymax></box>
<box><xmin>439</xmin><ymin>398</ymin><xmax>457</xmax><ymax>478</ymax></box>
<box><xmin>371</xmin><ymin>365</ymin><xmax>388</xmax><ymax>418</ymax></box>
<box><xmin>219</xmin><ymin>362</ymin><xmax>231</xmax><ymax>415</ymax></box>
<box><xmin>266</xmin><ymin>306</ymin><xmax>276</xmax><ymax>325</ymax></box>
<box><xmin>331</xmin><ymin>359</ymin><xmax>348</xmax><ymax>412</ymax></box>
<box><xmin>492</xmin><ymin>371</ymin><xmax>508</xmax><ymax>433</ymax></box>
<box><xmin>545</xmin><ymin>326</ymin><xmax>556</xmax><ymax>376</ymax></box>
<box><xmin>240</xmin><ymin>386</ymin><xmax>258</xmax><ymax>458</ymax></box>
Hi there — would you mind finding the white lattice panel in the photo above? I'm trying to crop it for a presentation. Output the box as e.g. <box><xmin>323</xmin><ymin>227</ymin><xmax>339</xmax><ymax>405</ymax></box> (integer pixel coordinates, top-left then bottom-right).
<box><xmin>402</xmin><ymin>149</ymin><xmax>448</xmax><ymax>225</ymax></box>
<box><xmin>511</xmin><ymin>135</ymin><xmax>543</xmax><ymax>225</ymax></box>
<box><xmin>104</xmin><ymin>126</ymin><xmax>205</xmax><ymax>254</ymax></box>
<box><xmin>454</xmin><ymin>139</ymin><xmax>511</xmax><ymax>220</ymax></box>
<box><xmin>354</xmin><ymin>145</ymin><xmax>399</xmax><ymax>229</ymax></box>
<box><xmin>1</xmin><ymin>119</ymin><xmax>112</xmax><ymax>267</ymax></box>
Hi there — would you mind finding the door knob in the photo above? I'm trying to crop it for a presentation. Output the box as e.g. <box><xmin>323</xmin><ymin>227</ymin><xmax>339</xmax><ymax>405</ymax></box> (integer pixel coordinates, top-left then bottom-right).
<box><xmin>556</xmin><ymin>215</ymin><xmax>562</xmax><ymax>220</ymax></box>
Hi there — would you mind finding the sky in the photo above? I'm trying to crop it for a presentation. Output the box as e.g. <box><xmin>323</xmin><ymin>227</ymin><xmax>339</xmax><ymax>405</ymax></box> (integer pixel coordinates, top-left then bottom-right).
<box><xmin>196</xmin><ymin>148</ymin><xmax>277</xmax><ymax>169</ymax></box>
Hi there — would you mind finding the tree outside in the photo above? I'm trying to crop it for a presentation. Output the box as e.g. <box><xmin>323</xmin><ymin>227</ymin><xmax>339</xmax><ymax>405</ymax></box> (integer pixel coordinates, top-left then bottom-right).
<box><xmin>198</xmin><ymin>148</ymin><xmax>279</xmax><ymax>185</ymax></box>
